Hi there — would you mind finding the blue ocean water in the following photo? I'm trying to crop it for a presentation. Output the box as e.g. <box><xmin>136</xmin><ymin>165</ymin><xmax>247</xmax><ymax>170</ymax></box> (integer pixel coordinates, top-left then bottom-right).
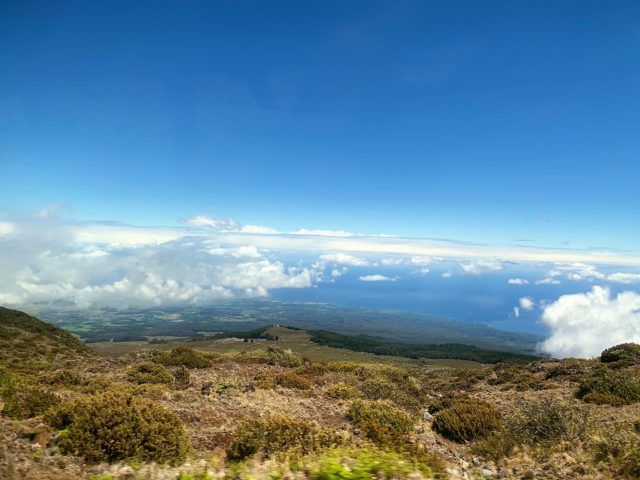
<box><xmin>271</xmin><ymin>262</ymin><xmax>638</xmax><ymax>336</ymax></box>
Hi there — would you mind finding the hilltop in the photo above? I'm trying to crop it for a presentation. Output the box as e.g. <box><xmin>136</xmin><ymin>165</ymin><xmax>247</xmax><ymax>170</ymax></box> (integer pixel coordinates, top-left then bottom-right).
<box><xmin>2</xmin><ymin>308</ymin><xmax>640</xmax><ymax>479</ymax></box>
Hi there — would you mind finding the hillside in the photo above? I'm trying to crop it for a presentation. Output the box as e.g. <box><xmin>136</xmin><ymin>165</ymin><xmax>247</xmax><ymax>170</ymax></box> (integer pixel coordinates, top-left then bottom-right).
<box><xmin>33</xmin><ymin>301</ymin><xmax>543</xmax><ymax>354</ymax></box>
<box><xmin>3</xmin><ymin>309</ymin><xmax>640</xmax><ymax>479</ymax></box>
<box><xmin>0</xmin><ymin>306</ymin><xmax>90</xmax><ymax>372</ymax></box>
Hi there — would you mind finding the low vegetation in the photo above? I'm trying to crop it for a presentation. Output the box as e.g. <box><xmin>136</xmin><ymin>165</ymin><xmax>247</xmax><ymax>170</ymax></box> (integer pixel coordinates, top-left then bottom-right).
<box><xmin>153</xmin><ymin>346</ymin><xmax>214</xmax><ymax>369</ymax></box>
<box><xmin>228</xmin><ymin>415</ymin><xmax>345</xmax><ymax>459</ymax></box>
<box><xmin>45</xmin><ymin>390</ymin><xmax>191</xmax><ymax>463</ymax></box>
<box><xmin>345</xmin><ymin>400</ymin><xmax>415</xmax><ymax>446</ymax></box>
<box><xmin>126</xmin><ymin>361</ymin><xmax>174</xmax><ymax>384</ymax></box>
<box><xmin>432</xmin><ymin>397</ymin><xmax>502</xmax><ymax>442</ymax></box>
<box><xmin>577</xmin><ymin>367</ymin><xmax>640</xmax><ymax>405</ymax></box>
<box><xmin>4</xmin><ymin>310</ymin><xmax>640</xmax><ymax>480</ymax></box>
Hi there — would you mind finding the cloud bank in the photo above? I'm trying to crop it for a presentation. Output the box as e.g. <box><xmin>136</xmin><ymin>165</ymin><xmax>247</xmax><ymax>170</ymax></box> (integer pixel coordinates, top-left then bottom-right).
<box><xmin>540</xmin><ymin>286</ymin><xmax>640</xmax><ymax>358</ymax></box>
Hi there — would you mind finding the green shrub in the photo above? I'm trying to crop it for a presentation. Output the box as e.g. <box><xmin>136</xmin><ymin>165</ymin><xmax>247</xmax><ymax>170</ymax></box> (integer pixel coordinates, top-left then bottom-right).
<box><xmin>0</xmin><ymin>367</ymin><xmax>59</xmax><ymax>419</ymax></box>
<box><xmin>154</xmin><ymin>346</ymin><xmax>213</xmax><ymax>369</ymax></box>
<box><xmin>265</xmin><ymin>346</ymin><xmax>302</xmax><ymax>367</ymax></box>
<box><xmin>577</xmin><ymin>368</ymin><xmax>640</xmax><ymax>405</ymax></box>
<box><xmin>228</xmin><ymin>415</ymin><xmax>344</xmax><ymax>459</ymax></box>
<box><xmin>545</xmin><ymin>358</ymin><xmax>594</xmax><ymax>381</ymax></box>
<box><xmin>295</xmin><ymin>447</ymin><xmax>443</xmax><ymax>480</ymax></box>
<box><xmin>40</xmin><ymin>369</ymin><xmax>89</xmax><ymax>387</ymax></box>
<box><xmin>619</xmin><ymin>447</ymin><xmax>640</xmax><ymax>478</ymax></box>
<box><xmin>360</xmin><ymin>376</ymin><xmax>396</xmax><ymax>400</ymax></box>
<box><xmin>345</xmin><ymin>400</ymin><xmax>415</xmax><ymax>446</ymax></box>
<box><xmin>45</xmin><ymin>390</ymin><xmax>190</xmax><ymax>463</ymax></box>
<box><xmin>432</xmin><ymin>398</ymin><xmax>501</xmax><ymax>442</ymax></box>
<box><xmin>325</xmin><ymin>382</ymin><xmax>362</xmax><ymax>400</ymax></box>
<box><xmin>582</xmin><ymin>392</ymin><xmax>627</xmax><ymax>406</ymax></box>
<box><xmin>276</xmin><ymin>373</ymin><xmax>312</xmax><ymax>390</ymax></box>
<box><xmin>601</xmin><ymin>343</ymin><xmax>640</xmax><ymax>367</ymax></box>
<box><xmin>489</xmin><ymin>364</ymin><xmax>544</xmax><ymax>391</ymax></box>
<box><xmin>507</xmin><ymin>398</ymin><xmax>587</xmax><ymax>447</ymax></box>
<box><xmin>471</xmin><ymin>433</ymin><xmax>517</xmax><ymax>462</ymax></box>
<box><xmin>126</xmin><ymin>362</ymin><xmax>174</xmax><ymax>384</ymax></box>
<box><xmin>173</xmin><ymin>366</ymin><xmax>191</xmax><ymax>389</ymax></box>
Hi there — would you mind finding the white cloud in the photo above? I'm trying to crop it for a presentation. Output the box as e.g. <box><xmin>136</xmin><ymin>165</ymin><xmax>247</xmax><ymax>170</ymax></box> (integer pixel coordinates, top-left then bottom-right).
<box><xmin>359</xmin><ymin>274</ymin><xmax>397</xmax><ymax>282</ymax></box>
<box><xmin>508</xmin><ymin>278</ymin><xmax>529</xmax><ymax>285</ymax></box>
<box><xmin>540</xmin><ymin>286</ymin><xmax>640</xmax><ymax>358</ymax></box>
<box><xmin>380</xmin><ymin>257</ymin><xmax>407</xmax><ymax>266</ymax></box>
<box><xmin>519</xmin><ymin>297</ymin><xmax>535</xmax><ymax>310</ymax></box>
<box><xmin>460</xmin><ymin>259</ymin><xmax>503</xmax><ymax>275</ymax></box>
<box><xmin>0</xmin><ymin>218</ymin><xmax>319</xmax><ymax>309</ymax></box>
<box><xmin>240</xmin><ymin>224</ymin><xmax>280</xmax><ymax>234</ymax></box>
<box><xmin>535</xmin><ymin>277</ymin><xmax>561</xmax><ymax>285</ymax></box>
<box><xmin>184</xmin><ymin>215</ymin><xmax>236</xmax><ymax>230</ymax></box>
<box><xmin>608</xmin><ymin>272</ymin><xmax>640</xmax><ymax>284</ymax></box>
<box><xmin>289</xmin><ymin>229</ymin><xmax>354</xmax><ymax>237</ymax></box>
<box><xmin>442</xmin><ymin>271</ymin><xmax>452</xmax><ymax>278</ymax></box>
<box><xmin>318</xmin><ymin>253</ymin><xmax>369</xmax><ymax>266</ymax></box>
<box><xmin>514</xmin><ymin>306</ymin><xmax>520</xmax><ymax>318</ymax></box>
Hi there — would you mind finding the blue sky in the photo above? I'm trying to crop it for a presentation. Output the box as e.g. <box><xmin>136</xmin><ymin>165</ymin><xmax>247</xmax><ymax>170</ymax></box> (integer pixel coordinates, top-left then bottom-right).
<box><xmin>2</xmin><ymin>1</ymin><xmax>640</xmax><ymax>251</ymax></box>
<box><xmin>3</xmin><ymin>2</ymin><xmax>640</xmax><ymax>357</ymax></box>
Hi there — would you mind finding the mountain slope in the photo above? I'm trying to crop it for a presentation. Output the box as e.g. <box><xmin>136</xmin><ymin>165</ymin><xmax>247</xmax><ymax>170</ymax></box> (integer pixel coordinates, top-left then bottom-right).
<box><xmin>0</xmin><ymin>306</ymin><xmax>89</xmax><ymax>371</ymax></box>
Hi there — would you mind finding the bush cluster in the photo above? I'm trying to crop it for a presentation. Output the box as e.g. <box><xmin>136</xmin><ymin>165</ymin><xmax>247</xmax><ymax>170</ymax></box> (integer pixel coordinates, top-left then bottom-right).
<box><xmin>544</xmin><ymin>358</ymin><xmax>594</xmax><ymax>381</ymax></box>
<box><xmin>508</xmin><ymin>398</ymin><xmax>587</xmax><ymax>447</ymax></box>
<box><xmin>600</xmin><ymin>343</ymin><xmax>640</xmax><ymax>367</ymax></box>
<box><xmin>126</xmin><ymin>362</ymin><xmax>174</xmax><ymax>384</ymax></box>
<box><xmin>264</xmin><ymin>346</ymin><xmax>302</xmax><ymax>368</ymax></box>
<box><xmin>577</xmin><ymin>368</ymin><xmax>640</xmax><ymax>405</ymax></box>
<box><xmin>488</xmin><ymin>364</ymin><xmax>544</xmax><ymax>391</ymax></box>
<box><xmin>472</xmin><ymin>398</ymin><xmax>587</xmax><ymax>461</ymax></box>
<box><xmin>228</xmin><ymin>415</ymin><xmax>344</xmax><ymax>459</ymax></box>
<box><xmin>45</xmin><ymin>390</ymin><xmax>190</xmax><ymax>464</ymax></box>
<box><xmin>432</xmin><ymin>397</ymin><xmax>501</xmax><ymax>443</ymax></box>
<box><xmin>154</xmin><ymin>346</ymin><xmax>213</xmax><ymax>369</ymax></box>
<box><xmin>275</xmin><ymin>373</ymin><xmax>313</xmax><ymax>390</ymax></box>
<box><xmin>40</xmin><ymin>368</ymin><xmax>89</xmax><ymax>387</ymax></box>
<box><xmin>325</xmin><ymin>382</ymin><xmax>362</xmax><ymax>400</ymax></box>
<box><xmin>345</xmin><ymin>400</ymin><xmax>415</xmax><ymax>446</ymax></box>
<box><xmin>173</xmin><ymin>366</ymin><xmax>191</xmax><ymax>389</ymax></box>
<box><xmin>0</xmin><ymin>367</ymin><xmax>59</xmax><ymax>419</ymax></box>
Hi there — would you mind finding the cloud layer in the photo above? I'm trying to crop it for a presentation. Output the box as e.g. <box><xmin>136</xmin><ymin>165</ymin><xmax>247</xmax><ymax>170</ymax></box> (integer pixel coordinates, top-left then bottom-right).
<box><xmin>540</xmin><ymin>286</ymin><xmax>640</xmax><ymax>358</ymax></box>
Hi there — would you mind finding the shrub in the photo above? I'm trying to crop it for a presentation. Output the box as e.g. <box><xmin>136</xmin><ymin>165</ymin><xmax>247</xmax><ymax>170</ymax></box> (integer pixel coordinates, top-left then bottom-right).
<box><xmin>432</xmin><ymin>397</ymin><xmax>501</xmax><ymax>442</ymax></box>
<box><xmin>228</xmin><ymin>415</ymin><xmax>344</xmax><ymax>459</ymax></box>
<box><xmin>40</xmin><ymin>369</ymin><xmax>89</xmax><ymax>387</ymax></box>
<box><xmin>361</xmin><ymin>376</ymin><xmax>396</xmax><ymax>400</ymax></box>
<box><xmin>0</xmin><ymin>367</ymin><xmax>59</xmax><ymax>419</ymax></box>
<box><xmin>471</xmin><ymin>433</ymin><xmax>517</xmax><ymax>462</ymax></box>
<box><xmin>489</xmin><ymin>364</ymin><xmax>544</xmax><ymax>391</ymax></box>
<box><xmin>154</xmin><ymin>346</ymin><xmax>213</xmax><ymax>369</ymax></box>
<box><xmin>345</xmin><ymin>400</ymin><xmax>415</xmax><ymax>446</ymax></box>
<box><xmin>265</xmin><ymin>346</ymin><xmax>302</xmax><ymax>368</ymax></box>
<box><xmin>545</xmin><ymin>358</ymin><xmax>594</xmax><ymax>381</ymax></box>
<box><xmin>577</xmin><ymin>368</ymin><xmax>640</xmax><ymax>405</ymax></box>
<box><xmin>276</xmin><ymin>373</ymin><xmax>312</xmax><ymax>390</ymax></box>
<box><xmin>45</xmin><ymin>390</ymin><xmax>190</xmax><ymax>463</ymax></box>
<box><xmin>173</xmin><ymin>366</ymin><xmax>191</xmax><ymax>389</ymax></box>
<box><xmin>507</xmin><ymin>398</ymin><xmax>587</xmax><ymax>447</ymax></box>
<box><xmin>295</xmin><ymin>447</ymin><xmax>443</xmax><ymax>480</ymax></box>
<box><xmin>582</xmin><ymin>392</ymin><xmax>627</xmax><ymax>407</ymax></box>
<box><xmin>619</xmin><ymin>447</ymin><xmax>640</xmax><ymax>478</ymax></box>
<box><xmin>601</xmin><ymin>343</ymin><xmax>640</xmax><ymax>367</ymax></box>
<box><xmin>325</xmin><ymin>382</ymin><xmax>362</xmax><ymax>400</ymax></box>
<box><xmin>126</xmin><ymin>362</ymin><xmax>174</xmax><ymax>384</ymax></box>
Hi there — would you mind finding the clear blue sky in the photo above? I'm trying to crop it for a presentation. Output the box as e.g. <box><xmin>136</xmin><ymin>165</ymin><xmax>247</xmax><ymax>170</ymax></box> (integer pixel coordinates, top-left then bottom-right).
<box><xmin>2</xmin><ymin>1</ymin><xmax>639</xmax><ymax>250</ymax></box>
